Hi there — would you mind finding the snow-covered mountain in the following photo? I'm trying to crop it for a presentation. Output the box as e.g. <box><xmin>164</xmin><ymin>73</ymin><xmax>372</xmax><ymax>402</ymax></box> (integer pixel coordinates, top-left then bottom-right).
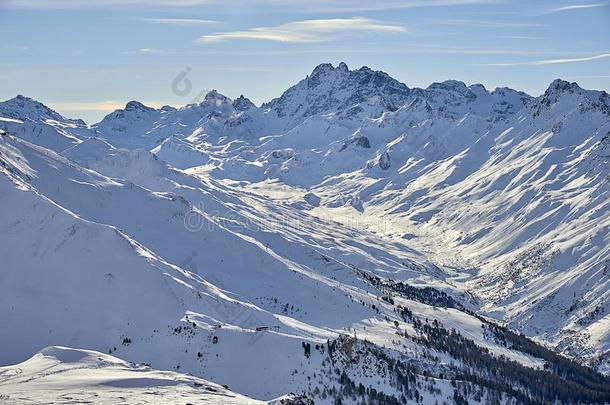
<box><xmin>93</xmin><ymin>100</ymin><xmax>169</xmax><ymax>139</ymax></box>
<box><xmin>0</xmin><ymin>95</ymin><xmax>89</xmax><ymax>152</ymax></box>
<box><xmin>0</xmin><ymin>346</ymin><xmax>268</xmax><ymax>405</ymax></box>
<box><xmin>264</xmin><ymin>62</ymin><xmax>411</xmax><ymax>127</ymax></box>
<box><xmin>1</xmin><ymin>62</ymin><xmax>610</xmax><ymax>404</ymax></box>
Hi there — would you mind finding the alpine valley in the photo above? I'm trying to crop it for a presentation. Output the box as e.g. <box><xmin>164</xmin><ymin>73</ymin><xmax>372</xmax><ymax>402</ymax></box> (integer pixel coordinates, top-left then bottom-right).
<box><xmin>1</xmin><ymin>63</ymin><xmax>609</xmax><ymax>404</ymax></box>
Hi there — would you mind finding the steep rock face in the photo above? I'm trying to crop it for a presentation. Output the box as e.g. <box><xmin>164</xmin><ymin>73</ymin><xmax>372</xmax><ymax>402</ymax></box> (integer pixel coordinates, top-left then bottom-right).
<box><xmin>378</xmin><ymin>151</ymin><xmax>391</xmax><ymax>170</ymax></box>
<box><xmin>233</xmin><ymin>95</ymin><xmax>256</xmax><ymax>112</ymax></box>
<box><xmin>264</xmin><ymin>63</ymin><xmax>411</xmax><ymax>125</ymax></box>
<box><xmin>533</xmin><ymin>79</ymin><xmax>610</xmax><ymax>119</ymax></box>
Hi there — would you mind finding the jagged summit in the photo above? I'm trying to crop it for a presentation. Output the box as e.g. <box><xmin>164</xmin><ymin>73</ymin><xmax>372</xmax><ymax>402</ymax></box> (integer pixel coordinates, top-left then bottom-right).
<box><xmin>535</xmin><ymin>78</ymin><xmax>609</xmax><ymax>115</ymax></box>
<box><xmin>262</xmin><ymin>63</ymin><xmax>536</xmax><ymax>125</ymax></box>
<box><xmin>309</xmin><ymin>62</ymin><xmax>336</xmax><ymax>76</ymax></box>
<box><xmin>491</xmin><ymin>86</ymin><xmax>530</xmax><ymax>97</ymax></box>
<box><xmin>264</xmin><ymin>62</ymin><xmax>411</xmax><ymax>122</ymax></box>
<box><xmin>202</xmin><ymin>89</ymin><xmax>231</xmax><ymax>104</ymax></box>
<box><xmin>541</xmin><ymin>78</ymin><xmax>610</xmax><ymax>102</ymax></box>
<box><xmin>160</xmin><ymin>105</ymin><xmax>176</xmax><ymax>112</ymax></box>
<box><xmin>424</xmin><ymin>80</ymin><xmax>478</xmax><ymax>105</ymax></box>
<box><xmin>0</xmin><ymin>95</ymin><xmax>89</xmax><ymax>152</ymax></box>
<box><xmin>546</xmin><ymin>78</ymin><xmax>582</xmax><ymax>94</ymax></box>
<box><xmin>125</xmin><ymin>100</ymin><xmax>155</xmax><ymax>112</ymax></box>
<box><xmin>469</xmin><ymin>83</ymin><xmax>487</xmax><ymax>92</ymax></box>
<box><xmin>233</xmin><ymin>95</ymin><xmax>255</xmax><ymax>112</ymax></box>
<box><xmin>427</xmin><ymin>80</ymin><xmax>470</xmax><ymax>92</ymax></box>
<box><xmin>539</xmin><ymin>79</ymin><xmax>584</xmax><ymax>104</ymax></box>
<box><xmin>0</xmin><ymin>94</ymin><xmax>66</xmax><ymax>122</ymax></box>
<box><xmin>93</xmin><ymin>99</ymin><xmax>164</xmax><ymax>139</ymax></box>
<box><xmin>425</xmin><ymin>80</ymin><xmax>529</xmax><ymax>102</ymax></box>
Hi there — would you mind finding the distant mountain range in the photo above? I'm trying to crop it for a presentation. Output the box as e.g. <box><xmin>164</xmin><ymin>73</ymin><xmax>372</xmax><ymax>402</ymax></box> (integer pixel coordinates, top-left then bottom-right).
<box><xmin>1</xmin><ymin>63</ymin><xmax>609</xmax><ymax>404</ymax></box>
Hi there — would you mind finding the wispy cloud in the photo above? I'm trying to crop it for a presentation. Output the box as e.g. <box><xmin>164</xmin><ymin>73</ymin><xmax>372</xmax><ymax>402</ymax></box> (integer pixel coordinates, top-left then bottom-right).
<box><xmin>143</xmin><ymin>47</ymin><xmax>585</xmax><ymax>57</ymax></box>
<box><xmin>564</xmin><ymin>74</ymin><xmax>610</xmax><ymax>79</ymax></box>
<box><xmin>497</xmin><ymin>35</ymin><xmax>544</xmax><ymax>40</ymax></box>
<box><xmin>545</xmin><ymin>2</ymin><xmax>607</xmax><ymax>13</ymax></box>
<box><xmin>426</xmin><ymin>18</ymin><xmax>545</xmax><ymax>28</ymax></box>
<box><xmin>197</xmin><ymin>17</ymin><xmax>406</xmax><ymax>43</ymax></box>
<box><xmin>4</xmin><ymin>0</ymin><xmax>214</xmax><ymax>8</ymax></box>
<box><xmin>479</xmin><ymin>52</ymin><xmax>610</xmax><ymax>66</ymax></box>
<box><xmin>264</xmin><ymin>0</ymin><xmax>501</xmax><ymax>13</ymax></box>
<box><xmin>126</xmin><ymin>48</ymin><xmax>169</xmax><ymax>54</ymax></box>
<box><xmin>212</xmin><ymin>65</ymin><xmax>277</xmax><ymax>72</ymax></box>
<box><xmin>138</xmin><ymin>18</ymin><xmax>219</xmax><ymax>25</ymax></box>
<box><xmin>4</xmin><ymin>0</ymin><xmax>499</xmax><ymax>11</ymax></box>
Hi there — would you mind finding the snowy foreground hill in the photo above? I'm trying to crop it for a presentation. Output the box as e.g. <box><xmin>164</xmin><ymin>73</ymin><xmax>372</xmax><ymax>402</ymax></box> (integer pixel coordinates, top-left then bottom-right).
<box><xmin>1</xmin><ymin>63</ymin><xmax>610</xmax><ymax>404</ymax></box>
<box><xmin>0</xmin><ymin>346</ymin><xmax>270</xmax><ymax>404</ymax></box>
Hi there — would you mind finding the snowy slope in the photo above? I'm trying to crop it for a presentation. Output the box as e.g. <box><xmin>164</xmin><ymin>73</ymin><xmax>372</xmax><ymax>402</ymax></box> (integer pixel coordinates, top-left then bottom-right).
<box><xmin>86</xmin><ymin>65</ymin><xmax>605</xmax><ymax>371</ymax></box>
<box><xmin>5</xmin><ymin>128</ymin><xmax>610</xmax><ymax>403</ymax></box>
<box><xmin>2</xmin><ymin>63</ymin><xmax>610</xmax><ymax>403</ymax></box>
<box><xmin>0</xmin><ymin>346</ymin><xmax>265</xmax><ymax>405</ymax></box>
<box><xmin>93</xmin><ymin>101</ymin><xmax>168</xmax><ymax>139</ymax></box>
<box><xmin>0</xmin><ymin>95</ymin><xmax>89</xmax><ymax>152</ymax></box>
<box><xmin>308</xmin><ymin>78</ymin><xmax>610</xmax><ymax>370</ymax></box>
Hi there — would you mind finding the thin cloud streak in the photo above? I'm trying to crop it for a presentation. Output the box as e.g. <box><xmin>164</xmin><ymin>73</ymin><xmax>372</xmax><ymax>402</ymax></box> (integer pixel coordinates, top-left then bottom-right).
<box><xmin>126</xmin><ymin>48</ymin><xmax>170</xmax><ymax>54</ymax></box>
<box><xmin>269</xmin><ymin>0</ymin><xmax>502</xmax><ymax>13</ymax></box>
<box><xmin>138</xmin><ymin>18</ymin><xmax>220</xmax><ymax>25</ymax></box>
<box><xmin>498</xmin><ymin>35</ymin><xmax>544</xmax><ymax>40</ymax></box>
<box><xmin>565</xmin><ymin>75</ymin><xmax>610</xmax><ymax>79</ymax></box>
<box><xmin>197</xmin><ymin>18</ymin><xmax>406</xmax><ymax>43</ymax></box>
<box><xmin>4</xmin><ymin>0</ymin><xmax>499</xmax><ymax>11</ymax></box>
<box><xmin>4</xmin><ymin>0</ymin><xmax>214</xmax><ymax>8</ymax></box>
<box><xmin>479</xmin><ymin>52</ymin><xmax>610</xmax><ymax>66</ymax></box>
<box><xmin>545</xmin><ymin>3</ymin><xmax>607</xmax><ymax>13</ymax></box>
<box><xmin>212</xmin><ymin>65</ymin><xmax>277</xmax><ymax>72</ymax></box>
<box><xmin>138</xmin><ymin>47</ymin><xmax>595</xmax><ymax>57</ymax></box>
<box><xmin>426</xmin><ymin>18</ymin><xmax>545</xmax><ymax>27</ymax></box>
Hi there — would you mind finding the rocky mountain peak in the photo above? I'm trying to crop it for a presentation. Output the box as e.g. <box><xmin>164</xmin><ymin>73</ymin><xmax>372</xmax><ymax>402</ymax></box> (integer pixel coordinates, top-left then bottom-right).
<box><xmin>547</xmin><ymin>78</ymin><xmax>581</xmax><ymax>93</ymax></box>
<box><xmin>265</xmin><ymin>62</ymin><xmax>411</xmax><ymax>121</ymax></box>
<box><xmin>539</xmin><ymin>79</ymin><xmax>582</xmax><ymax>103</ymax></box>
<box><xmin>0</xmin><ymin>95</ymin><xmax>64</xmax><ymax>121</ymax></box>
<box><xmin>535</xmin><ymin>79</ymin><xmax>609</xmax><ymax>115</ymax></box>
<box><xmin>337</xmin><ymin>61</ymin><xmax>349</xmax><ymax>72</ymax></box>
<box><xmin>203</xmin><ymin>90</ymin><xmax>231</xmax><ymax>104</ymax></box>
<box><xmin>309</xmin><ymin>62</ymin><xmax>337</xmax><ymax>76</ymax></box>
<box><xmin>125</xmin><ymin>101</ymin><xmax>154</xmax><ymax>112</ymax></box>
<box><xmin>232</xmin><ymin>95</ymin><xmax>255</xmax><ymax>112</ymax></box>
<box><xmin>428</xmin><ymin>80</ymin><xmax>469</xmax><ymax>92</ymax></box>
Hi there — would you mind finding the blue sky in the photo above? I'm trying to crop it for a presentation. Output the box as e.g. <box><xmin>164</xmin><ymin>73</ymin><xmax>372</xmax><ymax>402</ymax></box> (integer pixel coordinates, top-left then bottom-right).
<box><xmin>1</xmin><ymin>0</ymin><xmax>609</xmax><ymax>123</ymax></box>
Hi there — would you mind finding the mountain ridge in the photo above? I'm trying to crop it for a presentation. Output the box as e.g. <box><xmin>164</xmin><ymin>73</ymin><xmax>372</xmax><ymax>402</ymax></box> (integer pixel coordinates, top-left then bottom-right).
<box><xmin>1</xmin><ymin>62</ymin><xmax>610</xmax><ymax>403</ymax></box>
